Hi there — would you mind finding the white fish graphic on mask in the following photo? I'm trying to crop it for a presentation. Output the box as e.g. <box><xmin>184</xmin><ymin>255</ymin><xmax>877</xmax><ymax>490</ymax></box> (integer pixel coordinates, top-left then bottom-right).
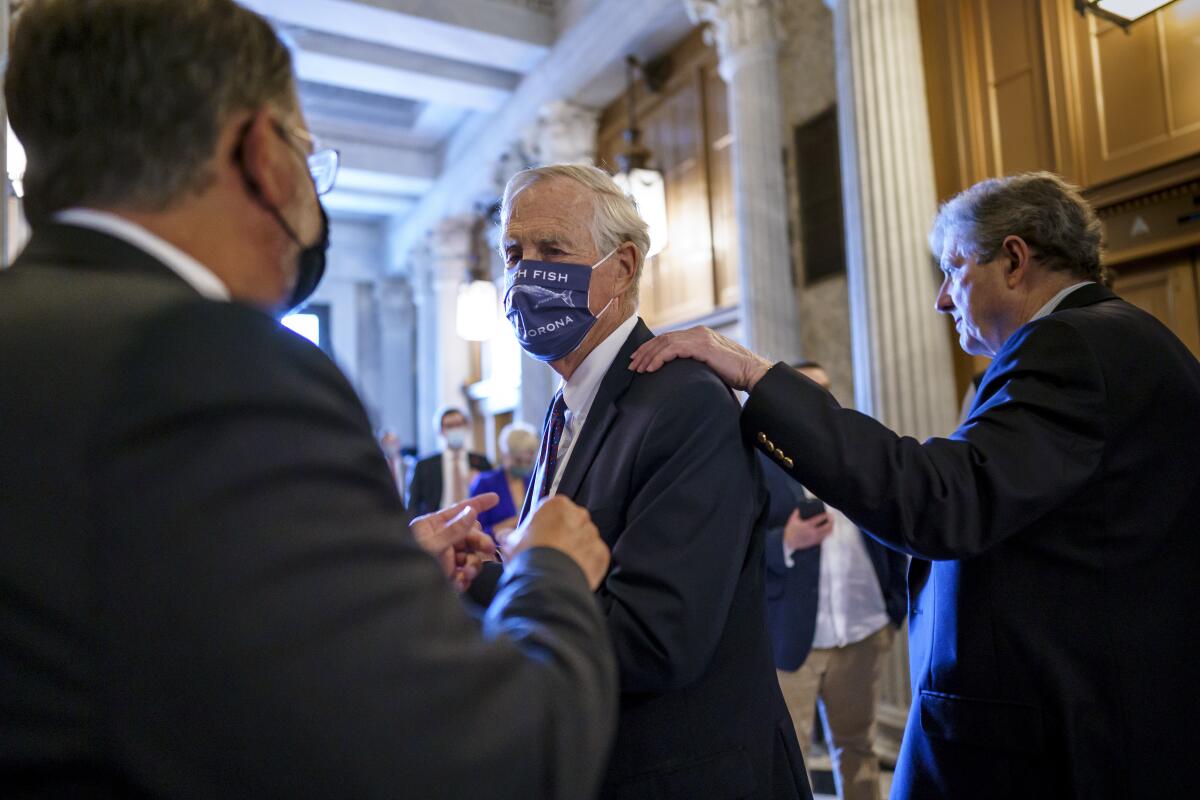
<box><xmin>509</xmin><ymin>284</ymin><xmax>576</xmax><ymax>309</ymax></box>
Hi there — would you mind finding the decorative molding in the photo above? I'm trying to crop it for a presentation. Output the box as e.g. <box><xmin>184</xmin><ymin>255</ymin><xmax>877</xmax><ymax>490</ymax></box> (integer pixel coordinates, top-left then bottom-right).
<box><xmin>525</xmin><ymin>100</ymin><xmax>599</xmax><ymax>166</ymax></box>
<box><xmin>685</xmin><ymin>0</ymin><xmax>787</xmax><ymax>78</ymax></box>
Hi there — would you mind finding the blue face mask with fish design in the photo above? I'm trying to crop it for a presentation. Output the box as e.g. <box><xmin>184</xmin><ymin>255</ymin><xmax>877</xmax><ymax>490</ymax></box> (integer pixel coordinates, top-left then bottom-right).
<box><xmin>503</xmin><ymin>248</ymin><xmax>618</xmax><ymax>362</ymax></box>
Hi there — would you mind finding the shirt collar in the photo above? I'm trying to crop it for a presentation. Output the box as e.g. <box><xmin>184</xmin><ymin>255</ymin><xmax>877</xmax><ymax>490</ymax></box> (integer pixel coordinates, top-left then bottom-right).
<box><xmin>53</xmin><ymin>208</ymin><xmax>230</xmax><ymax>301</ymax></box>
<box><xmin>561</xmin><ymin>313</ymin><xmax>639</xmax><ymax>418</ymax></box>
<box><xmin>1029</xmin><ymin>281</ymin><xmax>1094</xmax><ymax>324</ymax></box>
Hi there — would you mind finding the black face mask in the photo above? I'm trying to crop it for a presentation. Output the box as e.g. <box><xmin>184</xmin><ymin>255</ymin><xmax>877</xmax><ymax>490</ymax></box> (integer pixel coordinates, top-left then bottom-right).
<box><xmin>235</xmin><ymin>125</ymin><xmax>331</xmax><ymax>313</ymax></box>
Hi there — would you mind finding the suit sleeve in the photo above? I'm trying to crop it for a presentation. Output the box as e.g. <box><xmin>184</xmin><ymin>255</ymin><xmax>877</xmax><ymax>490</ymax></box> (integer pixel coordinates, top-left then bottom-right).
<box><xmin>95</xmin><ymin>303</ymin><xmax>617</xmax><ymax>799</ymax></box>
<box><xmin>742</xmin><ymin>318</ymin><xmax>1107</xmax><ymax>560</ymax></box>
<box><xmin>596</xmin><ymin>371</ymin><xmax>760</xmax><ymax>693</ymax></box>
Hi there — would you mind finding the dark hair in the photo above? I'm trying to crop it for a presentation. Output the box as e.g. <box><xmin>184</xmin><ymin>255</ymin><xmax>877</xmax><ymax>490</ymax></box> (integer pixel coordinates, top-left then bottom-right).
<box><xmin>6</xmin><ymin>0</ymin><xmax>296</xmax><ymax>225</ymax></box>
<box><xmin>929</xmin><ymin>172</ymin><xmax>1104</xmax><ymax>283</ymax></box>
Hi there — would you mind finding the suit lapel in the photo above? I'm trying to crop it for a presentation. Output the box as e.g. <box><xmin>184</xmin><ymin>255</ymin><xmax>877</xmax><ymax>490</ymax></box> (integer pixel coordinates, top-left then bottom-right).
<box><xmin>554</xmin><ymin>319</ymin><xmax>653</xmax><ymax>501</ymax></box>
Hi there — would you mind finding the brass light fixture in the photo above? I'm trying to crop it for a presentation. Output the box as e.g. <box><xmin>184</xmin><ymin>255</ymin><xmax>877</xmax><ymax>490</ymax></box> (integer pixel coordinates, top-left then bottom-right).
<box><xmin>612</xmin><ymin>55</ymin><xmax>669</xmax><ymax>260</ymax></box>
<box><xmin>1075</xmin><ymin>0</ymin><xmax>1181</xmax><ymax>29</ymax></box>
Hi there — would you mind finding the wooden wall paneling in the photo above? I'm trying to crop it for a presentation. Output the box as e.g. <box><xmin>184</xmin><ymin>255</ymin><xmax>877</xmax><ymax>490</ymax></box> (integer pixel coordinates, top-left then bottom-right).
<box><xmin>918</xmin><ymin>0</ymin><xmax>966</xmax><ymax>201</ymax></box>
<box><xmin>1074</xmin><ymin>0</ymin><xmax>1200</xmax><ymax>186</ymax></box>
<box><xmin>1111</xmin><ymin>249</ymin><xmax>1200</xmax><ymax>358</ymax></box>
<box><xmin>974</xmin><ymin>0</ymin><xmax>1056</xmax><ymax>177</ymax></box>
<box><xmin>646</xmin><ymin>72</ymin><xmax>717</xmax><ymax>326</ymax></box>
<box><xmin>704</xmin><ymin>63</ymin><xmax>739</xmax><ymax>308</ymax></box>
<box><xmin>1039</xmin><ymin>0</ymin><xmax>1088</xmax><ymax>184</ymax></box>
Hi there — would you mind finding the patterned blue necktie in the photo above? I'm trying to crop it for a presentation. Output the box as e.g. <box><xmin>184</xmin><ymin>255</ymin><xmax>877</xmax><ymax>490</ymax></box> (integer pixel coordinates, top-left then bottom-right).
<box><xmin>537</xmin><ymin>391</ymin><xmax>569</xmax><ymax>500</ymax></box>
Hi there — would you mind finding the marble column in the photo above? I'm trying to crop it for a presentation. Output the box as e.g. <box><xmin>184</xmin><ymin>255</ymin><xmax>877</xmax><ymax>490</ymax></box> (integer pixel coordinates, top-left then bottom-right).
<box><xmin>826</xmin><ymin>0</ymin><xmax>960</xmax><ymax>758</ymax></box>
<box><xmin>374</xmin><ymin>277</ymin><xmax>419</xmax><ymax>448</ymax></box>
<box><xmin>686</xmin><ymin>0</ymin><xmax>800</xmax><ymax>364</ymax></box>
<box><xmin>526</xmin><ymin>100</ymin><xmax>599</xmax><ymax>166</ymax></box>
<box><xmin>413</xmin><ymin>216</ymin><xmax>475</xmax><ymax>454</ymax></box>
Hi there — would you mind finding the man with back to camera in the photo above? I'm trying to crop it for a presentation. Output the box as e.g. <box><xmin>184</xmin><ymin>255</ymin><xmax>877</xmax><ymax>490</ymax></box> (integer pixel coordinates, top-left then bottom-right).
<box><xmin>496</xmin><ymin>163</ymin><xmax>811</xmax><ymax>800</ymax></box>
<box><xmin>761</xmin><ymin>362</ymin><xmax>907</xmax><ymax>800</ymax></box>
<box><xmin>407</xmin><ymin>406</ymin><xmax>493</xmax><ymax>516</ymax></box>
<box><xmin>0</xmin><ymin>1</ymin><xmax>618</xmax><ymax>797</ymax></box>
<box><xmin>630</xmin><ymin>171</ymin><xmax>1200</xmax><ymax>799</ymax></box>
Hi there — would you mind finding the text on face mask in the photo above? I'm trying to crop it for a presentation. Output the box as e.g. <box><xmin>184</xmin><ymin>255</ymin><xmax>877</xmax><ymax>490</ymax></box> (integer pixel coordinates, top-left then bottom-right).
<box><xmin>524</xmin><ymin>315</ymin><xmax>575</xmax><ymax>338</ymax></box>
<box><xmin>513</xmin><ymin>268</ymin><xmax>570</xmax><ymax>283</ymax></box>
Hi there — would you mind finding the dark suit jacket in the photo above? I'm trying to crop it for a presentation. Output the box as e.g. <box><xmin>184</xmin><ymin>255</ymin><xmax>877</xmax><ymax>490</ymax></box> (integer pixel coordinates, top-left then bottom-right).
<box><xmin>759</xmin><ymin>455</ymin><xmax>907</xmax><ymax>671</ymax></box>
<box><xmin>406</xmin><ymin>450</ymin><xmax>492</xmax><ymax>517</ymax></box>
<box><xmin>743</xmin><ymin>284</ymin><xmax>1200</xmax><ymax>800</ymax></box>
<box><xmin>0</xmin><ymin>223</ymin><xmax>617</xmax><ymax>798</ymax></box>
<box><xmin>520</xmin><ymin>319</ymin><xmax>811</xmax><ymax>800</ymax></box>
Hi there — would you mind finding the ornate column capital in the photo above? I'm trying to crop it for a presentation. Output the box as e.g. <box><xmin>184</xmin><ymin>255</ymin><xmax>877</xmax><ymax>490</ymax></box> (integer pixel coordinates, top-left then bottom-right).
<box><xmin>685</xmin><ymin>0</ymin><xmax>788</xmax><ymax>77</ymax></box>
<box><xmin>429</xmin><ymin>214</ymin><xmax>477</xmax><ymax>287</ymax></box>
<box><xmin>523</xmin><ymin>100</ymin><xmax>599</xmax><ymax>166</ymax></box>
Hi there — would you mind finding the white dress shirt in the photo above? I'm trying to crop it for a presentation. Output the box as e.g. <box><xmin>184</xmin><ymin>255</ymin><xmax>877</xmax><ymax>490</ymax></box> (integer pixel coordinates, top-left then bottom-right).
<box><xmin>544</xmin><ymin>313</ymin><xmax>640</xmax><ymax>498</ymax></box>
<box><xmin>787</xmin><ymin>505</ymin><xmax>890</xmax><ymax>649</ymax></box>
<box><xmin>54</xmin><ymin>208</ymin><xmax>230</xmax><ymax>301</ymax></box>
<box><xmin>1029</xmin><ymin>281</ymin><xmax>1094</xmax><ymax>323</ymax></box>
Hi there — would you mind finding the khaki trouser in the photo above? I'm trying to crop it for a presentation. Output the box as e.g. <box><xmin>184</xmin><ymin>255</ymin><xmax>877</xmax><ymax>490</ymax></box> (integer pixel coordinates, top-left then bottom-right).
<box><xmin>777</xmin><ymin>625</ymin><xmax>894</xmax><ymax>800</ymax></box>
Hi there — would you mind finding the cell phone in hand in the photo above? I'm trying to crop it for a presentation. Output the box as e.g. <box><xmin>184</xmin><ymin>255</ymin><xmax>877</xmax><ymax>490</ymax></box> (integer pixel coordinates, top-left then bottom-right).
<box><xmin>796</xmin><ymin>498</ymin><xmax>826</xmax><ymax>520</ymax></box>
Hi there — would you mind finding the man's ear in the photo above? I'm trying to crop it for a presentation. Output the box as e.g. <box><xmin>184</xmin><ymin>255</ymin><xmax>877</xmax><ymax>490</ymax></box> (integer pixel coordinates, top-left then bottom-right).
<box><xmin>234</xmin><ymin>108</ymin><xmax>291</xmax><ymax>208</ymax></box>
<box><xmin>1001</xmin><ymin>235</ymin><xmax>1033</xmax><ymax>288</ymax></box>
<box><xmin>612</xmin><ymin>241</ymin><xmax>639</xmax><ymax>297</ymax></box>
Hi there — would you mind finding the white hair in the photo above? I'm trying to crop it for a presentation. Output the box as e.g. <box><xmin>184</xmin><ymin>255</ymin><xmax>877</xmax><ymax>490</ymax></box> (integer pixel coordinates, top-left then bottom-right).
<box><xmin>499</xmin><ymin>422</ymin><xmax>538</xmax><ymax>456</ymax></box>
<box><xmin>499</xmin><ymin>163</ymin><xmax>651</xmax><ymax>302</ymax></box>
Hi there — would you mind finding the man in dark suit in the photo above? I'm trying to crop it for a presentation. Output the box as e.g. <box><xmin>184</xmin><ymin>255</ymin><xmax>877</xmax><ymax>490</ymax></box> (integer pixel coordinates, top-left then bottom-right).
<box><xmin>406</xmin><ymin>407</ymin><xmax>493</xmax><ymax>516</ymax></box>
<box><xmin>631</xmin><ymin>172</ymin><xmax>1200</xmax><ymax>799</ymax></box>
<box><xmin>761</xmin><ymin>365</ymin><xmax>907</xmax><ymax>800</ymax></box>
<box><xmin>498</xmin><ymin>164</ymin><xmax>811</xmax><ymax>800</ymax></box>
<box><xmin>0</xmin><ymin>2</ymin><xmax>617</xmax><ymax>797</ymax></box>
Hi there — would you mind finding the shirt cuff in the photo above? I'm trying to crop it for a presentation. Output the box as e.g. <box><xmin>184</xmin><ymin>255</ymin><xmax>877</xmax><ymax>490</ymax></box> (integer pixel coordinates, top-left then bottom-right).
<box><xmin>783</xmin><ymin>537</ymin><xmax>796</xmax><ymax>568</ymax></box>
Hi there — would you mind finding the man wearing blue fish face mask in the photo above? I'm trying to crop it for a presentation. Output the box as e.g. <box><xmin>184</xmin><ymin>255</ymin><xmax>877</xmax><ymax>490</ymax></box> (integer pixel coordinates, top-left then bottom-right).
<box><xmin>498</xmin><ymin>164</ymin><xmax>812</xmax><ymax>800</ymax></box>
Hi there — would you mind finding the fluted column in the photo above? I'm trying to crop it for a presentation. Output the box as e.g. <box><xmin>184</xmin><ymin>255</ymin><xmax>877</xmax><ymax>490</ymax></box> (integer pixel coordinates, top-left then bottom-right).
<box><xmin>686</xmin><ymin>0</ymin><xmax>800</xmax><ymax>364</ymax></box>
<box><xmin>827</xmin><ymin>0</ymin><xmax>959</xmax><ymax>758</ymax></box>
<box><xmin>375</xmin><ymin>277</ymin><xmax>418</xmax><ymax>448</ymax></box>
<box><xmin>414</xmin><ymin>216</ymin><xmax>475</xmax><ymax>454</ymax></box>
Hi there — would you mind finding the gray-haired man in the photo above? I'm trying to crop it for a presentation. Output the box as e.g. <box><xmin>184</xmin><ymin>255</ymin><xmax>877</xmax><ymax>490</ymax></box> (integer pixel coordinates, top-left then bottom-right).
<box><xmin>631</xmin><ymin>171</ymin><xmax>1200</xmax><ymax>799</ymax></box>
<box><xmin>496</xmin><ymin>164</ymin><xmax>811</xmax><ymax>800</ymax></box>
<box><xmin>0</xmin><ymin>1</ymin><xmax>616</xmax><ymax>797</ymax></box>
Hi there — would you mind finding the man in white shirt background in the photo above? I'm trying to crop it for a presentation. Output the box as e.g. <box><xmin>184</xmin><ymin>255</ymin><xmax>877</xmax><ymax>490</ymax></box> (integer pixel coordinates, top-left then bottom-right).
<box><xmin>406</xmin><ymin>406</ymin><xmax>492</xmax><ymax>516</ymax></box>
<box><xmin>761</xmin><ymin>362</ymin><xmax>908</xmax><ymax>800</ymax></box>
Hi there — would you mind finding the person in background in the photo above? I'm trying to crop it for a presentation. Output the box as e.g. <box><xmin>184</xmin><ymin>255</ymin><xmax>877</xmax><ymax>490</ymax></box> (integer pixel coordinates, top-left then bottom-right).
<box><xmin>406</xmin><ymin>406</ymin><xmax>492</xmax><ymax>516</ymax></box>
<box><xmin>762</xmin><ymin>361</ymin><xmax>907</xmax><ymax>800</ymax></box>
<box><xmin>469</xmin><ymin>422</ymin><xmax>539</xmax><ymax>540</ymax></box>
<box><xmin>378</xmin><ymin>429</ymin><xmax>407</xmax><ymax>498</ymax></box>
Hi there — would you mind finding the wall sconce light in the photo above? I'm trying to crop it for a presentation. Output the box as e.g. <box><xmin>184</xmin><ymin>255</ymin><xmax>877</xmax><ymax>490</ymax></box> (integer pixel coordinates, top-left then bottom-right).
<box><xmin>1075</xmin><ymin>0</ymin><xmax>1180</xmax><ymax>28</ymax></box>
<box><xmin>456</xmin><ymin>278</ymin><xmax>498</xmax><ymax>342</ymax></box>
<box><xmin>612</xmin><ymin>55</ymin><xmax>669</xmax><ymax>260</ymax></box>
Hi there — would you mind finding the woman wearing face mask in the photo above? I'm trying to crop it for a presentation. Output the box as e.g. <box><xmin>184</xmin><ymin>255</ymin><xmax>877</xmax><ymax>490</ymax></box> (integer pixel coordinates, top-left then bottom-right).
<box><xmin>468</xmin><ymin>422</ymin><xmax>539</xmax><ymax>541</ymax></box>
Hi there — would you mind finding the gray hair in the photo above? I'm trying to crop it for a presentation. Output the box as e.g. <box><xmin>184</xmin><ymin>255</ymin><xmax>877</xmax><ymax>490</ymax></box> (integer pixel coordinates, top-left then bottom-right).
<box><xmin>499</xmin><ymin>422</ymin><xmax>538</xmax><ymax>457</ymax></box>
<box><xmin>929</xmin><ymin>172</ymin><xmax>1104</xmax><ymax>283</ymax></box>
<box><xmin>6</xmin><ymin>0</ymin><xmax>296</xmax><ymax>226</ymax></box>
<box><xmin>499</xmin><ymin>163</ymin><xmax>651</xmax><ymax>302</ymax></box>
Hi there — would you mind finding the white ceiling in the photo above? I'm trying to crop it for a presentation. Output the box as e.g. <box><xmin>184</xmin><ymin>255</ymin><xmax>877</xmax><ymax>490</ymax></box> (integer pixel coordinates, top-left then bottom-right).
<box><xmin>240</xmin><ymin>0</ymin><xmax>560</xmax><ymax>221</ymax></box>
<box><xmin>239</xmin><ymin>0</ymin><xmax>695</xmax><ymax>230</ymax></box>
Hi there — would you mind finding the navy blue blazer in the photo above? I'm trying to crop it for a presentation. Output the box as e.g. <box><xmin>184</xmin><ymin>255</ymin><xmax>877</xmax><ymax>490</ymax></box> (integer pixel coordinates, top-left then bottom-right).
<box><xmin>760</xmin><ymin>454</ymin><xmax>907</xmax><ymax>671</ymax></box>
<box><xmin>742</xmin><ymin>284</ymin><xmax>1200</xmax><ymax>800</ymax></box>
<box><xmin>519</xmin><ymin>319</ymin><xmax>811</xmax><ymax>800</ymax></box>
